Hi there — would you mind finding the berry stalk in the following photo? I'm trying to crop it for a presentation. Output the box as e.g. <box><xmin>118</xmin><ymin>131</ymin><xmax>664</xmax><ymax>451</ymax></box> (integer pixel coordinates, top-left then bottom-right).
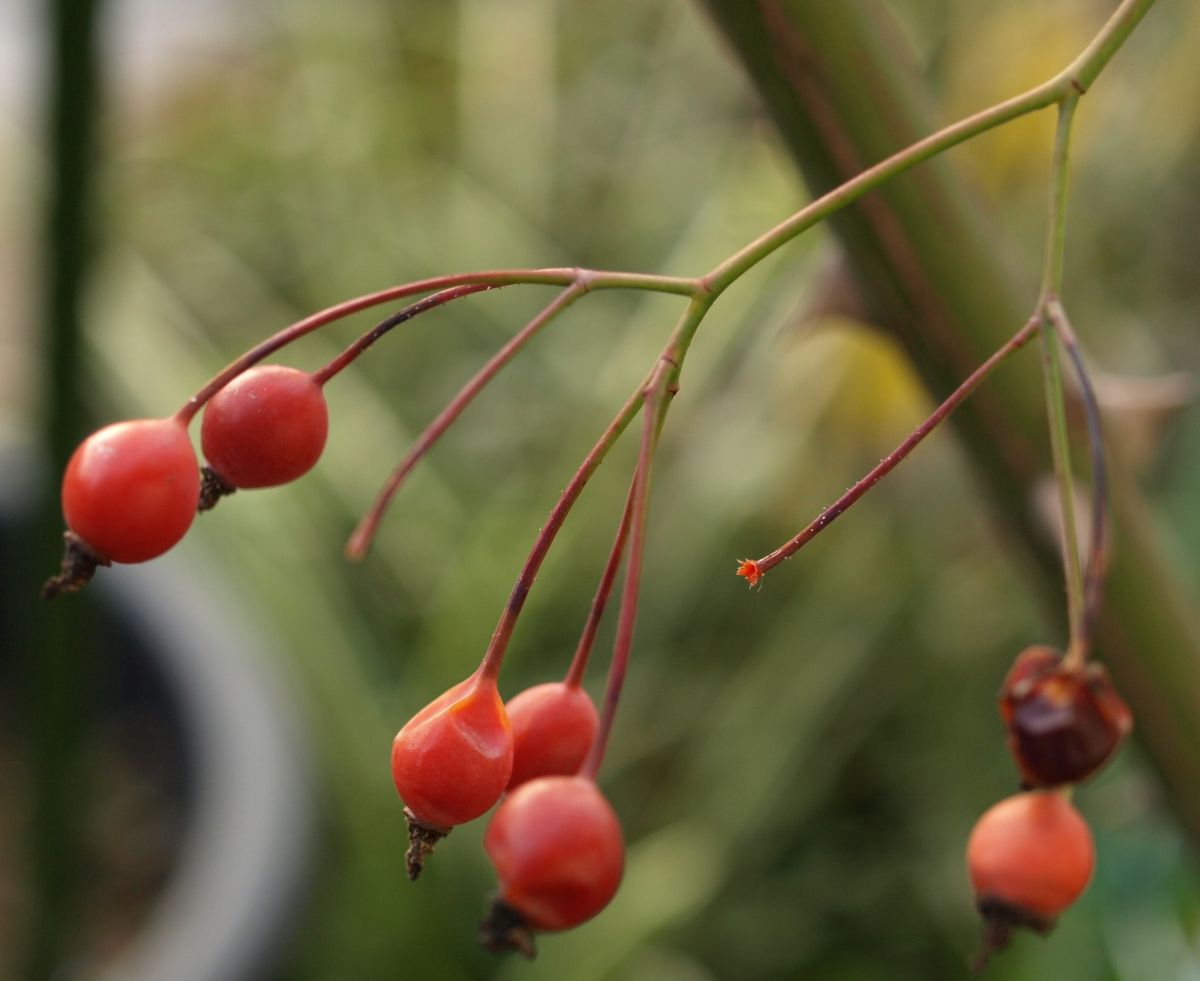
<box><xmin>738</xmin><ymin>315</ymin><xmax>1040</xmax><ymax>586</ymax></box>
<box><xmin>1037</xmin><ymin>98</ymin><xmax>1087</xmax><ymax>660</ymax></box>
<box><xmin>174</xmin><ymin>267</ymin><xmax>700</xmax><ymax>426</ymax></box>
<box><xmin>1047</xmin><ymin>301</ymin><xmax>1109</xmax><ymax>667</ymax></box>
<box><xmin>474</xmin><ymin>383</ymin><xmax>646</xmax><ymax>683</ymax></box>
<box><xmin>346</xmin><ymin>283</ymin><xmax>588</xmax><ymax>559</ymax></box>
<box><xmin>580</xmin><ymin>356</ymin><xmax>676</xmax><ymax>779</ymax></box>
<box><xmin>563</xmin><ymin>472</ymin><xmax>636</xmax><ymax>690</ymax></box>
<box><xmin>312</xmin><ymin>283</ymin><xmax>498</xmax><ymax>385</ymax></box>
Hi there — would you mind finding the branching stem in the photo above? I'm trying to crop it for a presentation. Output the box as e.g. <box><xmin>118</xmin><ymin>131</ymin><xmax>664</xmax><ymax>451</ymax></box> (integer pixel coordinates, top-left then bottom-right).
<box><xmin>174</xmin><ymin>267</ymin><xmax>700</xmax><ymax>425</ymax></box>
<box><xmin>346</xmin><ymin>283</ymin><xmax>588</xmax><ymax>560</ymax></box>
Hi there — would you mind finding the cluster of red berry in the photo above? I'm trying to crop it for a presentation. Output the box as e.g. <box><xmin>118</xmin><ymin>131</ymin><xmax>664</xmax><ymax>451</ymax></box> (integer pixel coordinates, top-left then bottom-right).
<box><xmin>43</xmin><ymin>264</ymin><xmax>1131</xmax><ymax>967</ymax></box>
<box><xmin>51</xmin><ymin>363</ymin><xmax>328</xmax><ymax>591</ymax></box>
<box><xmin>43</xmin><ymin>274</ymin><xmax>656</xmax><ymax>957</ymax></box>
<box><xmin>391</xmin><ymin>670</ymin><xmax>620</xmax><ymax>954</ymax></box>
<box><xmin>965</xmin><ymin>644</ymin><xmax>1132</xmax><ymax>967</ymax></box>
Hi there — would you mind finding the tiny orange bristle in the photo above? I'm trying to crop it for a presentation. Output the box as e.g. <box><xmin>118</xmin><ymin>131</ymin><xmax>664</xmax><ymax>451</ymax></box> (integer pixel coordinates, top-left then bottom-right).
<box><xmin>736</xmin><ymin>559</ymin><xmax>762</xmax><ymax>588</ymax></box>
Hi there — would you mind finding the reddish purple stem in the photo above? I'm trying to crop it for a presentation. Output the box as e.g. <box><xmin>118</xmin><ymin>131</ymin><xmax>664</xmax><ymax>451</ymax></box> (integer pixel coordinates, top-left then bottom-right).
<box><xmin>311</xmin><ymin>284</ymin><xmax>497</xmax><ymax>386</ymax></box>
<box><xmin>1047</xmin><ymin>304</ymin><xmax>1108</xmax><ymax>657</ymax></box>
<box><xmin>563</xmin><ymin>472</ymin><xmax>637</xmax><ymax>690</ymax></box>
<box><xmin>581</xmin><ymin>361</ymin><xmax>672</xmax><ymax>779</ymax></box>
<box><xmin>475</xmin><ymin>384</ymin><xmax>644</xmax><ymax>682</ymax></box>
<box><xmin>174</xmin><ymin>269</ymin><xmax>582</xmax><ymax>425</ymax></box>
<box><xmin>346</xmin><ymin>284</ymin><xmax>587</xmax><ymax>561</ymax></box>
<box><xmin>749</xmin><ymin>315</ymin><xmax>1040</xmax><ymax>579</ymax></box>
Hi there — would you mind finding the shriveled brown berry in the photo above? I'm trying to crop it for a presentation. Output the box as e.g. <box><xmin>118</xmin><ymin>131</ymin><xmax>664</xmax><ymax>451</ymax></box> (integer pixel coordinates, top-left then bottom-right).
<box><xmin>999</xmin><ymin>645</ymin><xmax>1132</xmax><ymax>788</ymax></box>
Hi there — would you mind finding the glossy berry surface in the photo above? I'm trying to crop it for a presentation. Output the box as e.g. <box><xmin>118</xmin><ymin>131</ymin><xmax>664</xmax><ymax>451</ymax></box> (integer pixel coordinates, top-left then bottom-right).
<box><xmin>967</xmin><ymin>791</ymin><xmax>1094</xmax><ymax>920</ymax></box>
<box><xmin>62</xmin><ymin>418</ymin><xmax>200</xmax><ymax>563</ymax></box>
<box><xmin>1000</xmin><ymin>645</ymin><xmax>1132</xmax><ymax>788</ymax></box>
<box><xmin>505</xmin><ymin>682</ymin><xmax>599</xmax><ymax>789</ymax></box>
<box><xmin>391</xmin><ymin>672</ymin><xmax>513</xmax><ymax>830</ymax></box>
<box><xmin>484</xmin><ymin>775</ymin><xmax>623</xmax><ymax>933</ymax></box>
<box><xmin>200</xmin><ymin>365</ymin><xmax>328</xmax><ymax>488</ymax></box>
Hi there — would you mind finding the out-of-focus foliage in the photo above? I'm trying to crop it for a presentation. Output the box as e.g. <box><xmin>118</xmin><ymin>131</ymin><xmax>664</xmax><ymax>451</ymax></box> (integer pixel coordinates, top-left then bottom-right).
<box><xmin>6</xmin><ymin>0</ymin><xmax>1200</xmax><ymax>978</ymax></box>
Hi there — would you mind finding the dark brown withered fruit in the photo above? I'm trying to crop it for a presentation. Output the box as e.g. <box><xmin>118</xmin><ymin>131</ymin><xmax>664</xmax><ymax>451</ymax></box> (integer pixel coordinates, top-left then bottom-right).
<box><xmin>999</xmin><ymin>645</ymin><xmax>1132</xmax><ymax>788</ymax></box>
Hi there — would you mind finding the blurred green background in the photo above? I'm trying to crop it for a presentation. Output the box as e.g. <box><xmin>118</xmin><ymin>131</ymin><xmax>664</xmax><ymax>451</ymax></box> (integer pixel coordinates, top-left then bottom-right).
<box><xmin>4</xmin><ymin>0</ymin><xmax>1200</xmax><ymax>978</ymax></box>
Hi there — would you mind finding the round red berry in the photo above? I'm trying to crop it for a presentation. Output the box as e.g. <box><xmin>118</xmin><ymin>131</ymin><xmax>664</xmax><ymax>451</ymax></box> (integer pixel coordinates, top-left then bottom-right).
<box><xmin>62</xmin><ymin>417</ymin><xmax>199</xmax><ymax>564</ymax></box>
<box><xmin>391</xmin><ymin>672</ymin><xmax>513</xmax><ymax>830</ymax></box>
<box><xmin>967</xmin><ymin>790</ymin><xmax>1094</xmax><ymax>920</ymax></box>
<box><xmin>200</xmin><ymin>365</ymin><xmax>328</xmax><ymax>488</ymax></box>
<box><xmin>505</xmin><ymin>682</ymin><xmax>598</xmax><ymax>789</ymax></box>
<box><xmin>483</xmin><ymin>775</ymin><xmax>623</xmax><ymax>947</ymax></box>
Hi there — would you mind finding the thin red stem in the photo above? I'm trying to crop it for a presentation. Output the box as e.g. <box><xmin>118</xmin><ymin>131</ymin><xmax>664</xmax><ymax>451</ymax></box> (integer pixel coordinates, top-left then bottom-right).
<box><xmin>563</xmin><ymin>472</ymin><xmax>637</xmax><ymax>690</ymax></box>
<box><xmin>475</xmin><ymin>384</ymin><xmax>646</xmax><ymax>683</ymax></box>
<box><xmin>174</xmin><ymin>269</ymin><xmax>590</xmax><ymax>425</ymax></box>
<box><xmin>311</xmin><ymin>283</ymin><xmax>497</xmax><ymax>386</ymax></box>
<box><xmin>745</xmin><ymin>316</ymin><xmax>1040</xmax><ymax>582</ymax></box>
<box><xmin>345</xmin><ymin>284</ymin><xmax>587</xmax><ymax>560</ymax></box>
<box><xmin>580</xmin><ymin>362</ymin><xmax>672</xmax><ymax>780</ymax></box>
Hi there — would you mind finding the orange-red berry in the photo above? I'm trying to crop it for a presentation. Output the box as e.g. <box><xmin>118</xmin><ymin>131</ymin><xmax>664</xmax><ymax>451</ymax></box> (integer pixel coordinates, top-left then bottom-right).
<box><xmin>201</xmin><ymin>365</ymin><xmax>328</xmax><ymax>489</ymax></box>
<box><xmin>505</xmin><ymin>682</ymin><xmax>598</xmax><ymax>789</ymax></box>
<box><xmin>481</xmin><ymin>775</ymin><xmax>624</xmax><ymax>955</ymax></box>
<box><xmin>391</xmin><ymin>670</ymin><xmax>513</xmax><ymax>878</ymax></box>
<box><xmin>62</xmin><ymin>417</ymin><xmax>200</xmax><ymax>564</ymax></box>
<box><xmin>966</xmin><ymin>791</ymin><xmax>1094</xmax><ymax>967</ymax></box>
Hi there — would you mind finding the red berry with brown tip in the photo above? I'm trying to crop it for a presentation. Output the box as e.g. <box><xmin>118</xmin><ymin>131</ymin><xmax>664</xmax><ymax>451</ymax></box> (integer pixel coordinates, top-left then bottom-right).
<box><xmin>200</xmin><ymin>365</ymin><xmax>328</xmax><ymax>489</ymax></box>
<box><xmin>480</xmin><ymin>775</ymin><xmax>623</xmax><ymax>956</ymax></box>
<box><xmin>999</xmin><ymin>645</ymin><xmax>1132</xmax><ymax>788</ymax></box>
<box><xmin>966</xmin><ymin>791</ymin><xmax>1094</xmax><ymax>968</ymax></box>
<box><xmin>391</xmin><ymin>671</ymin><xmax>513</xmax><ymax>878</ymax></box>
<box><xmin>62</xmin><ymin>417</ymin><xmax>200</xmax><ymax>564</ymax></box>
<box><xmin>505</xmin><ymin>682</ymin><xmax>598</xmax><ymax>789</ymax></box>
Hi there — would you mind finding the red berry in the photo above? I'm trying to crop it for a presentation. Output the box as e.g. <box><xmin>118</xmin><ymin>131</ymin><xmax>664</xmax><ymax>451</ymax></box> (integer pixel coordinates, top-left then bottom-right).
<box><xmin>200</xmin><ymin>365</ymin><xmax>328</xmax><ymax>488</ymax></box>
<box><xmin>391</xmin><ymin>671</ymin><xmax>513</xmax><ymax>878</ymax></box>
<box><xmin>968</xmin><ymin>791</ymin><xmax>1093</xmax><ymax>917</ymax></box>
<box><xmin>999</xmin><ymin>645</ymin><xmax>1132</xmax><ymax>788</ymax></box>
<box><xmin>966</xmin><ymin>791</ymin><xmax>1093</xmax><ymax>966</ymax></box>
<box><xmin>62</xmin><ymin>417</ymin><xmax>199</xmax><ymax>564</ymax></box>
<box><xmin>505</xmin><ymin>682</ymin><xmax>598</xmax><ymax>789</ymax></box>
<box><xmin>481</xmin><ymin>775</ymin><xmax>623</xmax><ymax>955</ymax></box>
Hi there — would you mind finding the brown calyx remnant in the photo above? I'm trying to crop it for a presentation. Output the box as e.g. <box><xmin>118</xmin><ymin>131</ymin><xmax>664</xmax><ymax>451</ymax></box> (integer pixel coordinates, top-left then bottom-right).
<box><xmin>198</xmin><ymin>466</ymin><xmax>236</xmax><ymax>512</ymax></box>
<box><xmin>41</xmin><ymin>531</ymin><xmax>110</xmax><ymax>600</ymax></box>
<box><xmin>403</xmin><ymin>808</ymin><xmax>450</xmax><ymax>881</ymax></box>
<box><xmin>971</xmin><ymin>894</ymin><xmax>1056</xmax><ymax>974</ymax></box>
<box><xmin>478</xmin><ymin>896</ymin><xmax>537</xmax><ymax>958</ymax></box>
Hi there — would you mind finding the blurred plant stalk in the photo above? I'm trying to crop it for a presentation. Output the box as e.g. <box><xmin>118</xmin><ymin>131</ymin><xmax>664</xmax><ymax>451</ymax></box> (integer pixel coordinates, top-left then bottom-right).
<box><xmin>25</xmin><ymin>0</ymin><xmax>105</xmax><ymax>975</ymax></box>
<box><xmin>699</xmin><ymin>0</ymin><xmax>1200</xmax><ymax>839</ymax></box>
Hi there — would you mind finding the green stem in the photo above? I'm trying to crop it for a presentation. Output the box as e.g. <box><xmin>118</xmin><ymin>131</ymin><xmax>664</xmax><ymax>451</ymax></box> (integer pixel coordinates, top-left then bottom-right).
<box><xmin>1062</xmin><ymin>0</ymin><xmax>1159</xmax><ymax>93</ymax></box>
<box><xmin>1040</xmin><ymin>98</ymin><xmax>1079</xmax><ymax>302</ymax></box>
<box><xmin>701</xmin><ymin>0</ymin><xmax>1155</xmax><ymax>299</ymax></box>
<box><xmin>703</xmin><ymin>81</ymin><xmax>1060</xmax><ymax>295</ymax></box>
<box><xmin>1038</xmin><ymin>99</ymin><xmax>1086</xmax><ymax>664</ymax></box>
